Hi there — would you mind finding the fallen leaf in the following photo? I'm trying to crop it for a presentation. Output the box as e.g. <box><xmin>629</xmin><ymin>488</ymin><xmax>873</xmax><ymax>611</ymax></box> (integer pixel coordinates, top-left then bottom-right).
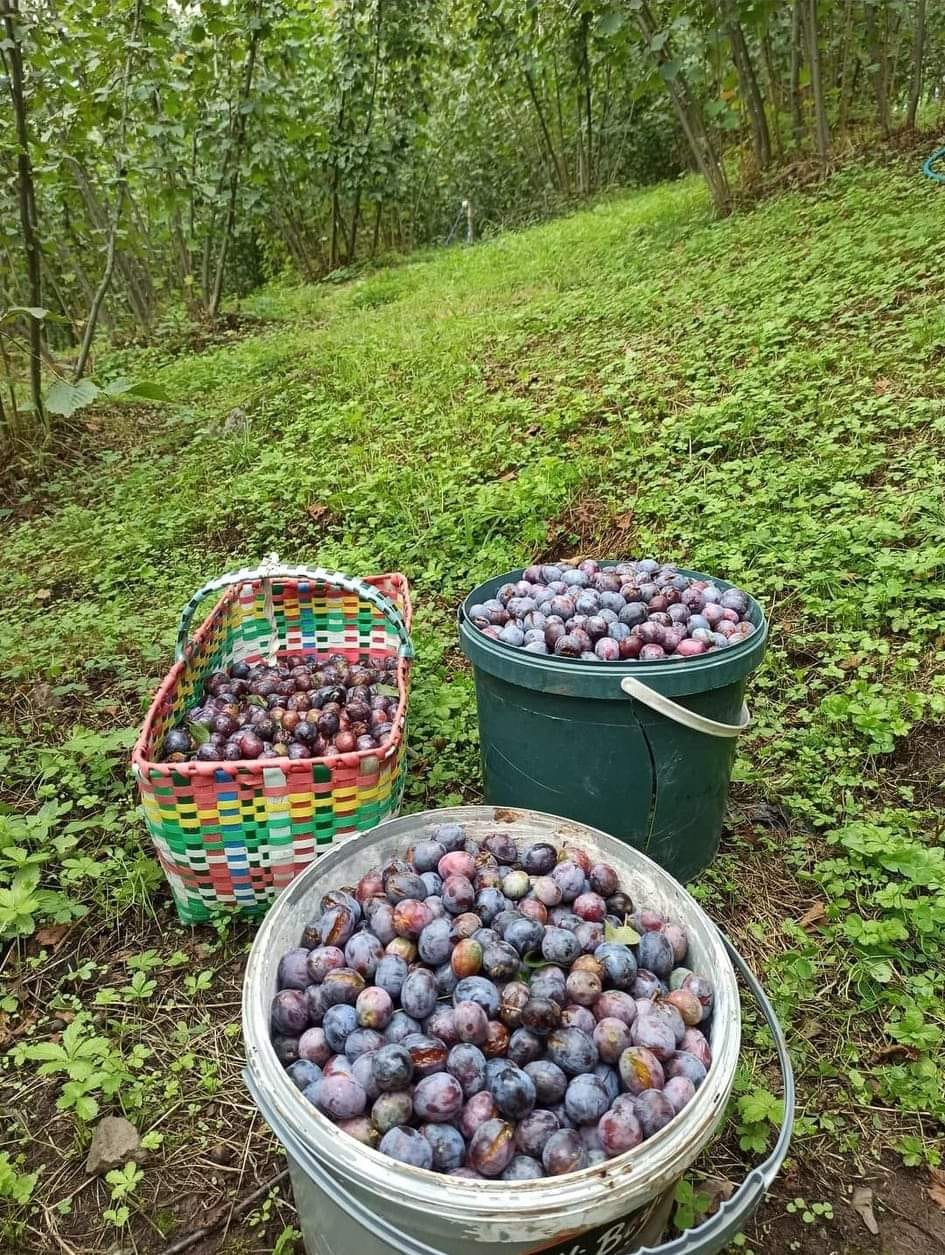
<box><xmin>36</xmin><ymin>924</ymin><xmax>70</xmax><ymax>947</ymax></box>
<box><xmin>36</xmin><ymin>588</ymin><xmax>52</xmax><ymax>601</ymax></box>
<box><xmin>702</xmin><ymin>1176</ymin><xmax>736</xmax><ymax>1216</ymax></box>
<box><xmin>797</xmin><ymin>901</ymin><xmax>827</xmax><ymax>930</ymax></box>
<box><xmin>851</xmin><ymin>1186</ymin><xmax>879</xmax><ymax>1235</ymax></box>
<box><xmin>305</xmin><ymin>502</ymin><xmax>332</xmax><ymax>522</ymax></box>
<box><xmin>870</xmin><ymin>1043</ymin><xmax>917</xmax><ymax>1064</ymax></box>
<box><xmin>928</xmin><ymin>1168</ymin><xmax>945</xmax><ymax>1213</ymax></box>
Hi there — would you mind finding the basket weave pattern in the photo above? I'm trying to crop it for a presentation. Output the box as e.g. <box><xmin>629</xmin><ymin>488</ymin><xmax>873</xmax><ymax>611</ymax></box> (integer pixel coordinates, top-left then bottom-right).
<box><xmin>132</xmin><ymin>571</ymin><xmax>412</xmax><ymax>924</ymax></box>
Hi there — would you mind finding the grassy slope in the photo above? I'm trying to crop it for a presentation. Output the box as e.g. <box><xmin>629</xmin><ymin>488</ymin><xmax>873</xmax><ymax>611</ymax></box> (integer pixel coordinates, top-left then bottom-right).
<box><xmin>1</xmin><ymin>163</ymin><xmax>944</xmax><ymax>1251</ymax></box>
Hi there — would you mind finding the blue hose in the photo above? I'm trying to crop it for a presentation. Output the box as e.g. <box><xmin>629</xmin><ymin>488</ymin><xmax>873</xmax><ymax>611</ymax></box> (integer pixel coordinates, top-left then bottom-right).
<box><xmin>923</xmin><ymin>147</ymin><xmax>945</xmax><ymax>183</ymax></box>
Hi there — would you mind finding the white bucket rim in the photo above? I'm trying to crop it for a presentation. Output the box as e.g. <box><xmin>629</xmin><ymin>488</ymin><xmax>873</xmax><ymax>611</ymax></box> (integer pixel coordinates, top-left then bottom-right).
<box><xmin>243</xmin><ymin>806</ymin><xmax>740</xmax><ymax>1231</ymax></box>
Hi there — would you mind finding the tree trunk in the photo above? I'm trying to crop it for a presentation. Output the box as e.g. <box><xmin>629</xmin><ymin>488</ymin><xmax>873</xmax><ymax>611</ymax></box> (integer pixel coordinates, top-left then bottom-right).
<box><xmin>804</xmin><ymin>0</ymin><xmax>831</xmax><ymax>164</ymax></box>
<box><xmin>209</xmin><ymin>10</ymin><xmax>263</xmax><ymax>318</ymax></box>
<box><xmin>523</xmin><ymin>64</ymin><xmax>568</xmax><ymax>193</ymax></box>
<box><xmin>759</xmin><ymin>29</ymin><xmax>784</xmax><ymax>158</ymax></box>
<box><xmin>371</xmin><ymin>201</ymin><xmax>383</xmax><ymax>257</ymax></box>
<box><xmin>725</xmin><ymin>7</ymin><xmax>772</xmax><ymax>168</ymax></box>
<box><xmin>636</xmin><ymin>1</ymin><xmax>732</xmax><ymax>215</ymax></box>
<box><xmin>907</xmin><ymin>0</ymin><xmax>926</xmax><ymax>128</ymax></box>
<box><xmin>74</xmin><ymin>0</ymin><xmax>141</xmax><ymax>380</ymax></box>
<box><xmin>3</xmin><ymin>0</ymin><xmax>45</xmax><ymax>428</ymax></box>
<box><xmin>837</xmin><ymin>0</ymin><xmax>855</xmax><ymax>132</ymax></box>
<box><xmin>865</xmin><ymin>1</ymin><xmax>890</xmax><ymax>138</ymax></box>
<box><xmin>70</xmin><ymin>159</ymin><xmax>152</xmax><ymax>333</ymax></box>
<box><xmin>789</xmin><ymin>0</ymin><xmax>804</xmax><ymax>144</ymax></box>
<box><xmin>580</xmin><ymin>11</ymin><xmax>594</xmax><ymax>190</ymax></box>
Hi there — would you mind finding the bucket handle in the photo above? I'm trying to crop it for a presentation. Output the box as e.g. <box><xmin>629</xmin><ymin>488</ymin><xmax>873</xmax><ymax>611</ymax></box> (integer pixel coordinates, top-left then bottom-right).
<box><xmin>243</xmin><ymin>934</ymin><xmax>793</xmax><ymax>1255</ymax></box>
<box><xmin>620</xmin><ymin>675</ymin><xmax>750</xmax><ymax>739</ymax></box>
<box><xmin>174</xmin><ymin>554</ymin><xmax>414</xmax><ymax>664</ymax></box>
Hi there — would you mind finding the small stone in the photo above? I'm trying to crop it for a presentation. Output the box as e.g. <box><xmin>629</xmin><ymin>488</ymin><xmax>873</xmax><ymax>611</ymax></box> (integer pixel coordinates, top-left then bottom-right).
<box><xmin>208</xmin><ymin>1144</ymin><xmax>233</xmax><ymax>1165</ymax></box>
<box><xmin>85</xmin><ymin>1117</ymin><xmax>143</xmax><ymax>1176</ymax></box>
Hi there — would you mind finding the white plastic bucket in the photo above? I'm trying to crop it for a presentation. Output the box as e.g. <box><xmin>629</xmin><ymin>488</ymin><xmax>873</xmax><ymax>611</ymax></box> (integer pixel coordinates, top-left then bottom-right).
<box><xmin>243</xmin><ymin>806</ymin><xmax>792</xmax><ymax>1255</ymax></box>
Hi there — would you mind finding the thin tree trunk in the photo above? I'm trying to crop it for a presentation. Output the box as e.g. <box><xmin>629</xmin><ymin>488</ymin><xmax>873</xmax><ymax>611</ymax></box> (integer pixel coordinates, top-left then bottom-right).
<box><xmin>209</xmin><ymin>10</ymin><xmax>263</xmax><ymax>318</ymax></box>
<box><xmin>580</xmin><ymin>12</ymin><xmax>594</xmax><ymax>190</ymax></box>
<box><xmin>371</xmin><ymin>201</ymin><xmax>383</xmax><ymax>257</ymax></box>
<box><xmin>522</xmin><ymin>64</ymin><xmax>567</xmax><ymax>193</ymax></box>
<box><xmin>907</xmin><ymin>0</ymin><xmax>927</xmax><ymax>127</ymax></box>
<box><xmin>865</xmin><ymin>1</ymin><xmax>890</xmax><ymax>137</ymax></box>
<box><xmin>70</xmin><ymin>159</ymin><xmax>152</xmax><ymax>332</ymax></box>
<box><xmin>804</xmin><ymin>0</ymin><xmax>831</xmax><ymax>164</ymax></box>
<box><xmin>790</xmin><ymin>0</ymin><xmax>804</xmax><ymax>144</ymax></box>
<box><xmin>837</xmin><ymin>0</ymin><xmax>855</xmax><ymax>131</ymax></box>
<box><xmin>3</xmin><ymin>0</ymin><xmax>45</xmax><ymax>428</ymax></box>
<box><xmin>725</xmin><ymin>6</ymin><xmax>772</xmax><ymax>167</ymax></box>
<box><xmin>759</xmin><ymin>30</ymin><xmax>784</xmax><ymax>158</ymax></box>
<box><xmin>636</xmin><ymin>1</ymin><xmax>732</xmax><ymax>215</ymax></box>
<box><xmin>74</xmin><ymin>0</ymin><xmax>141</xmax><ymax>380</ymax></box>
<box><xmin>0</xmin><ymin>333</ymin><xmax>20</xmax><ymax>432</ymax></box>
<box><xmin>551</xmin><ymin>53</ymin><xmax>571</xmax><ymax>193</ymax></box>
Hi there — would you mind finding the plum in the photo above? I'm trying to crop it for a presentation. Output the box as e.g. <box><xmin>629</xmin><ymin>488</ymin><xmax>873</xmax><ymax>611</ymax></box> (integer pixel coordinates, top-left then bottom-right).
<box><xmin>619</xmin><ymin>1046</ymin><xmax>665</xmax><ymax>1095</ymax></box>
<box><xmin>468</xmin><ymin>1119</ymin><xmax>515</xmax><ymax>1177</ymax></box>
<box><xmin>306</xmin><ymin>946</ymin><xmax>346</xmax><ymax>984</ymax></box>
<box><xmin>523</xmin><ymin>1060</ymin><xmax>566</xmax><ymax>1107</ymax></box>
<box><xmin>447</xmin><ymin>1043</ymin><xmax>487</xmax><ymax>1097</ymax></box>
<box><xmin>379</xmin><ymin>1126</ymin><xmax>433</xmax><ymax>1169</ymax></box>
<box><xmin>634</xmin><ymin>1088</ymin><xmax>676</xmax><ymax>1139</ymax></box>
<box><xmin>566</xmin><ymin>970</ymin><xmax>602</xmax><ymax>1007</ymax></box>
<box><xmin>542</xmin><ymin>927</ymin><xmax>581</xmax><ymax>966</ymax></box>
<box><xmin>682</xmin><ymin>974</ymin><xmax>714</xmax><ymax>1021</ymax></box>
<box><xmin>665</xmin><ymin>1051</ymin><xmax>707</xmax><ymax>1088</ymax></box>
<box><xmin>680</xmin><ymin>1028</ymin><xmax>712</xmax><ymax>1069</ymax></box>
<box><xmin>521</xmin><ymin>997</ymin><xmax>561</xmax><ymax>1036</ymax></box>
<box><xmin>271</xmin><ymin>990</ymin><xmax>308</xmax><ymax>1036</ymax></box>
<box><xmin>312</xmin><ymin>1074</ymin><xmax>367</xmax><ymax>1121</ymax></box>
<box><xmin>356</xmin><ymin>986</ymin><xmax>393</xmax><ymax>1030</ymax></box>
<box><xmin>663</xmin><ymin>1074</ymin><xmax>696</xmax><ymax>1114</ymax></box>
<box><xmin>498</xmin><ymin>981</ymin><xmax>531</xmax><ymax>1029</ymax></box>
<box><xmin>542</xmin><ymin>1128</ymin><xmax>587</xmax><ymax>1176</ymax></box>
<box><xmin>287</xmin><ymin>1058</ymin><xmax>322</xmax><ymax>1091</ymax></box>
<box><xmin>420</xmin><ymin>1122</ymin><xmax>467</xmax><ymax>1172</ymax></box>
<box><xmin>401</xmin><ymin>968</ymin><xmax>438</xmax><ymax>1021</ymax></box>
<box><xmin>561</xmin><ymin>1005</ymin><xmax>596</xmax><ymax>1036</ymax></box>
<box><xmin>442</xmin><ymin>875</ymin><xmax>476</xmax><ymax>916</ymax></box>
<box><xmin>454</xmin><ymin>1000</ymin><xmax>489</xmax><ymax>1045</ymax></box>
<box><xmin>453</xmin><ymin>976</ymin><xmax>500</xmax><ymax>1018</ymax></box>
<box><xmin>546</xmin><ymin>1027</ymin><xmax>598</xmax><ymax>1076</ymax></box>
<box><xmin>483</xmin><ymin>1020</ymin><xmax>510</xmax><ymax>1058</ymax></box>
<box><xmin>413</xmin><ymin>1073</ymin><xmax>464</xmax><ymax>1123</ymax></box>
<box><xmin>460</xmin><ymin>1090</ymin><xmax>498</xmax><ymax>1138</ymax></box>
<box><xmin>345</xmin><ymin>932</ymin><xmax>384</xmax><ymax>979</ymax></box>
<box><xmin>404</xmin><ymin>1034</ymin><xmax>449</xmax><ymax>1078</ymax></box>
<box><xmin>598</xmin><ymin>1105</ymin><xmax>643</xmax><ymax>1157</ymax></box>
<box><xmin>393</xmin><ymin>898</ymin><xmax>434</xmax><ymax>939</ymax></box>
<box><xmin>277</xmin><ymin>948</ymin><xmax>312</xmax><ymax>991</ymax></box>
<box><xmin>529</xmin><ymin>966</ymin><xmax>567</xmax><ymax>1007</ymax></box>
<box><xmin>665</xmin><ymin>989</ymin><xmax>703</xmax><ymax>1027</ymax></box>
<box><xmin>502</xmin><ymin>1155</ymin><xmax>545</xmax><ymax>1180</ymax></box>
<box><xmin>522</xmin><ymin>842</ymin><xmax>557</xmax><ymax>875</ymax></box>
<box><xmin>593</xmin><ymin>1017</ymin><xmax>634</xmax><ymax>1065</ymax></box>
<box><xmin>507</xmin><ymin>1027</ymin><xmax>544</xmax><ymax>1066</ymax></box>
<box><xmin>321</xmin><ymin>968</ymin><xmax>365</xmax><ymax>1007</ymax></box>
<box><xmin>593</xmin><ymin>990</ymin><xmax>637</xmax><ymax>1027</ymax></box>
<box><xmin>371</xmin><ymin>1089</ymin><xmax>413</xmax><ymax>1135</ymax></box>
<box><xmin>564</xmin><ymin>1074</ymin><xmax>610</xmax><ymax>1125</ymax></box>
<box><xmin>372</xmin><ymin>1043</ymin><xmax>413</xmax><ymax>1092</ymax></box>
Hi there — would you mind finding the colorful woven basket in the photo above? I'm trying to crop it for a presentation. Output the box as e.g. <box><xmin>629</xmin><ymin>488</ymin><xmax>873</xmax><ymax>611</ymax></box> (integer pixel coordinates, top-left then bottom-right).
<box><xmin>132</xmin><ymin>559</ymin><xmax>414</xmax><ymax>924</ymax></box>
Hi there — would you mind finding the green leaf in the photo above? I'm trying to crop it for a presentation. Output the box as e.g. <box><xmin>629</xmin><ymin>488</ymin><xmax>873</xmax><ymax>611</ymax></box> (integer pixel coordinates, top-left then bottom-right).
<box><xmin>123</xmin><ymin>381</ymin><xmax>172</xmax><ymax>402</ymax></box>
<box><xmin>597</xmin><ymin>9</ymin><xmax>625</xmax><ymax>35</ymax></box>
<box><xmin>376</xmin><ymin>684</ymin><xmax>399</xmax><ymax>697</ymax></box>
<box><xmin>45</xmin><ymin>378</ymin><xmax>100</xmax><ymax>417</ymax></box>
<box><xmin>604</xmin><ymin>923</ymin><xmax>641</xmax><ymax>946</ymax></box>
<box><xmin>658</xmin><ymin>60</ymin><xmax>680</xmax><ymax>83</ymax></box>
<box><xmin>246</xmin><ymin>694</ymin><xmax>267</xmax><ymax>708</ymax></box>
<box><xmin>187</xmin><ymin>721</ymin><xmax>210</xmax><ymax>746</ymax></box>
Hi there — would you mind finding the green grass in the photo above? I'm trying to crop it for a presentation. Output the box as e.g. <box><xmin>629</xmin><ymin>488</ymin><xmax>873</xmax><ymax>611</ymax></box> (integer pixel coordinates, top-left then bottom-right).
<box><xmin>1</xmin><ymin>161</ymin><xmax>944</xmax><ymax>1251</ymax></box>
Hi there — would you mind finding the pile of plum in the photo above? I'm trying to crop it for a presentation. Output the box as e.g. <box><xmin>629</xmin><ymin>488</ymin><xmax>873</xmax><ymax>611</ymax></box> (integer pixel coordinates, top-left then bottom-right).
<box><xmin>467</xmin><ymin>558</ymin><xmax>756</xmax><ymax>661</ymax></box>
<box><xmin>159</xmin><ymin>654</ymin><xmax>400</xmax><ymax>763</ymax></box>
<box><xmin>269</xmin><ymin>823</ymin><xmax>716</xmax><ymax>1179</ymax></box>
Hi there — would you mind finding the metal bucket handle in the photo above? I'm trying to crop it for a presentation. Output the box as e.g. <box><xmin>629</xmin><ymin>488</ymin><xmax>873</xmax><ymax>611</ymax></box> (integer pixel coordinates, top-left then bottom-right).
<box><xmin>243</xmin><ymin>933</ymin><xmax>793</xmax><ymax>1255</ymax></box>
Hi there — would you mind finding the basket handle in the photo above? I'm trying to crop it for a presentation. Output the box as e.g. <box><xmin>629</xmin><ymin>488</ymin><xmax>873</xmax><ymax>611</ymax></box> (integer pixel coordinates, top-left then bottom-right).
<box><xmin>174</xmin><ymin>555</ymin><xmax>414</xmax><ymax>664</ymax></box>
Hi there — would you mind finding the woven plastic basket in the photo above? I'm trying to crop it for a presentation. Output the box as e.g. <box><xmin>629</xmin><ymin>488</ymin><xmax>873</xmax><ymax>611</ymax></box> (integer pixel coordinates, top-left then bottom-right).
<box><xmin>132</xmin><ymin>559</ymin><xmax>414</xmax><ymax>924</ymax></box>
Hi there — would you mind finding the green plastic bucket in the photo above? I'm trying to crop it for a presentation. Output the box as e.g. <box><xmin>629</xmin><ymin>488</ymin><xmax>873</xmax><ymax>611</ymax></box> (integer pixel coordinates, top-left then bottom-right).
<box><xmin>458</xmin><ymin>567</ymin><xmax>768</xmax><ymax>882</ymax></box>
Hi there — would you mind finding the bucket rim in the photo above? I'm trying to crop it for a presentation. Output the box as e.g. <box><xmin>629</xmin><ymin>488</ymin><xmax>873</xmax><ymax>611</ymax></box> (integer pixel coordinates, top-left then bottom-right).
<box><xmin>458</xmin><ymin>566</ymin><xmax>768</xmax><ymax>698</ymax></box>
<box><xmin>243</xmin><ymin>806</ymin><xmax>741</xmax><ymax>1229</ymax></box>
